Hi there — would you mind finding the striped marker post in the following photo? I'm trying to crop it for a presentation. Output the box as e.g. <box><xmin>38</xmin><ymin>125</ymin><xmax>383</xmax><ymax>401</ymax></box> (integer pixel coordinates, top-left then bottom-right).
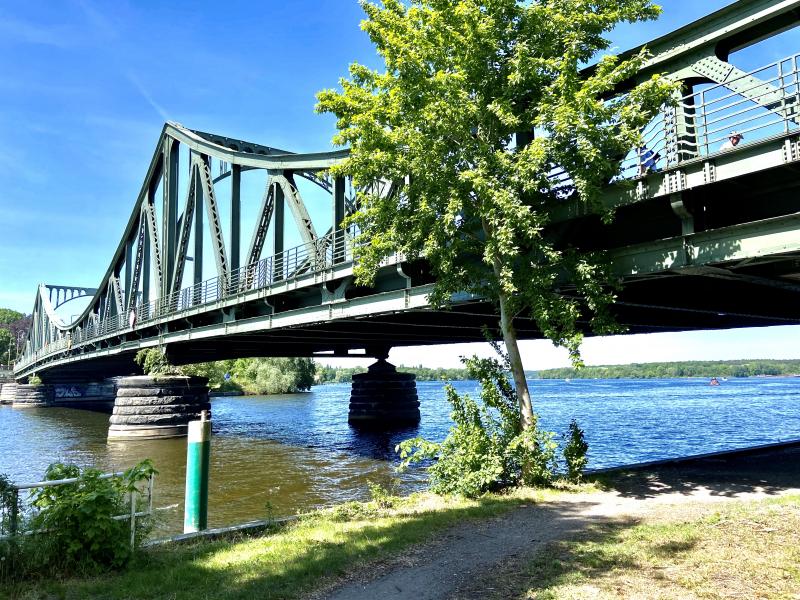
<box><xmin>184</xmin><ymin>410</ymin><xmax>211</xmax><ymax>533</ymax></box>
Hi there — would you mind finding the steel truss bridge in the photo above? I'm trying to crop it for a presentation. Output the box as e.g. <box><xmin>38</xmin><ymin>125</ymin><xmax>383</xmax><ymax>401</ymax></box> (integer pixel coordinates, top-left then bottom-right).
<box><xmin>14</xmin><ymin>0</ymin><xmax>800</xmax><ymax>381</ymax></box>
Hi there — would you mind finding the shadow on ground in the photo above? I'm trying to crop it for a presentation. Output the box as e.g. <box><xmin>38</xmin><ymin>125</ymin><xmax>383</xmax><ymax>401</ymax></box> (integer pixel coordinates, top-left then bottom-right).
<box><xmin>4</xmin><ymin>494</ymin><xmax>595</xmax><ymax>600</ymax></box>
<box><xmin>590</xmin><ymin>444</ymin><xmax>800</xmax><ymax>500</ymax></box>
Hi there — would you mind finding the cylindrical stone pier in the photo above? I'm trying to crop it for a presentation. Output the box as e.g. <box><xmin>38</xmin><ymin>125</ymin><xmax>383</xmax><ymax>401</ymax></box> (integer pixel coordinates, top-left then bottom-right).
<box><xmin>348</xmin><ymin>359</ymin><xmax>420</xmax><ymax>427</ymax></box>
<box><xmin>108</xmin><ymin>376</ymin><xmax>210</xmax><ymax>440</ymax></box>
<box><xmin>0</xmin><ymin>382</ymin><xmax>18</xmax><ymax>405</ymax></box>
<box><xmin>12</xmin><ymin>384</ymin><xmax>53</xmax><ymax>408</ymax></box>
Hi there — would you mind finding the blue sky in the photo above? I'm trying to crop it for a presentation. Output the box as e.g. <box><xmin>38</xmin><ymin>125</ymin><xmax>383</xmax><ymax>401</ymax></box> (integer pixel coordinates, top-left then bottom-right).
<box><xmin>0</xmin><ymin>0</ymin><xmax>798</xmax><ymax>369</ymax></box>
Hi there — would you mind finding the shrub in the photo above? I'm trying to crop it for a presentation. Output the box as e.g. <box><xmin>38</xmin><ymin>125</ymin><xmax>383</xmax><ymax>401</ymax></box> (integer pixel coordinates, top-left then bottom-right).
<box><xmin>398</xmin><ymin>344</ymin><xmax>589</xmax><ymax>496</ymax></box>
<box><xmin>27</xmin><ymin>460</ymin><xmax>156</xmax><ymax>575</ymax></box>
<box><xmin>398</xmin><ymin>349</ymin><xmax>561</xmax><ymax>497</ymax></box>
<box><xmin>368</xmin><ymin>481</ymin><xmax>400</xmax><ymax>509</ymax></box>
<box><xmin>27</xmin><ymin>373</ymin><xmax>42</xmax><ymax>385</ymax></box>
<box><xmin>134</xmin><ymin>348</ymin><xmax>181</xmax><ymax>376</ymax></box>
<box><xmin>563</xmin><ymin>419</ymin><xmax>589</xmax><ymax>482</ymax></box>
<box><xmin>0</xmin><ymin>472</ymin><xmax>23</xmax><ymax>582</ymax></box>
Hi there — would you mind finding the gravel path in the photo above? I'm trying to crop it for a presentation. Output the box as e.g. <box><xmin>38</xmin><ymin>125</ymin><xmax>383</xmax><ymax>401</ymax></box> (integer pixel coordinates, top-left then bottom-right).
<box><xmin>322</xmin><ymin>499</ymin><xmax>603</xmax><ymax>600</ymax></box>
<box><xmin>314</xmin><ymin>444</ymin><xmax>800</xmax><ymax>600</ymax></box>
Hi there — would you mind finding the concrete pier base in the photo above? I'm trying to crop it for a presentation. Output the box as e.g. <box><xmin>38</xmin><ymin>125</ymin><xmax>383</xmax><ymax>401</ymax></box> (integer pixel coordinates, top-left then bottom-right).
<box><xmin>53</xmin><ymin>381</ymin><xmax>116</xmax><ymax>411</ymax></box>
<box><xmin>348</xmin><ymin>359</ymin><xmax>420</xmax><ymax>427</ymax></box>
<box><xmin>0</xmin><ymin>382</ymin><xmax>18</xmax><ymax>405</ymax></box>
<box><xmin>12</xmin><ymin>384</ymin><xmax>53</xmax><ymax>407</ymax></box>
<box><xmin>108</xmin><ymin>376</ymin><xmax>210</xmax><ymax>440</ymax></box>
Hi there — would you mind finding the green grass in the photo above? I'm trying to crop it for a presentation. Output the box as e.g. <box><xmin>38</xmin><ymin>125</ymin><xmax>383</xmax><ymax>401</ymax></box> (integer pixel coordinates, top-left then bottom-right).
<box><xmin>2</xmin><ymin>486</ymin><xmax>582</xmax><ymax>600</ymax></box>
<box><xmin>490</xmin><ymin>494</ymin><xmax>800</xmax><ymax>599</ymax></box>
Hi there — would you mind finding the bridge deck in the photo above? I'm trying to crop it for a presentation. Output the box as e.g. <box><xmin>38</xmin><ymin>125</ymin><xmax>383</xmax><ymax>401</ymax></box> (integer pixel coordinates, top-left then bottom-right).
<box><xmin>14</xmin><ymin>1</ymin><xmax>800</xmax><ymax>381</ymax></box>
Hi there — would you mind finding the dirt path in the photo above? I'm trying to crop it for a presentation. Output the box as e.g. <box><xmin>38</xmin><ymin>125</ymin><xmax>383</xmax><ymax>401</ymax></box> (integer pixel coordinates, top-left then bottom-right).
<box><xmin>313</xmin><ymin>445</ymin><xmax>800</xmax><ymax>600</ymax></box>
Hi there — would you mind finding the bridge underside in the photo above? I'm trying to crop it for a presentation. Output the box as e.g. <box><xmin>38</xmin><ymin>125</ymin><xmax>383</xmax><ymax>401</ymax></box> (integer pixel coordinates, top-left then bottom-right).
<box><xmin>31</xmin><ymin>264</ymin><xmax>800</xmax><ymax>382</ymax></box>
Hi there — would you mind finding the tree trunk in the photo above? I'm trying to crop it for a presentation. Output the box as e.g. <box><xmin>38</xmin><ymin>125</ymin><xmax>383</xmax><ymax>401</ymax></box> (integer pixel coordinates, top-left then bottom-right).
<box><xmin>482</xmin><ymin>218</ymin><xmax>536</xmax><ymax>430</ymax></box>
<box><xmin>498</xmin><ymin>288</ymin><xmax>536</xmax><ymax>430</ymax></box>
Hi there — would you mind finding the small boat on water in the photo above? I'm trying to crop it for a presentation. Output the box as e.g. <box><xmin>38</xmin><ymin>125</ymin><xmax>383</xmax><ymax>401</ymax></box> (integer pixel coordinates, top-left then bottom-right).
<box><xmin>709</xmin><ymin>377</ymin><xmax>721</xmax><ymax>386</ymax></box>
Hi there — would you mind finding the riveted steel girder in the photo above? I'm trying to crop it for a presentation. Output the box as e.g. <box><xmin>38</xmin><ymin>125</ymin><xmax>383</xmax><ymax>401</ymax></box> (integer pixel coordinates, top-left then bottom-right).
<box><xmin>170</xmin><ymin>160</ymin><xmax>199</xmax><ymax>297</ymax></box>
<box><xmin>246</xmin><ymin>174</ymin><xmax>276</xmax><ymax>267</ymax></box>
<box><xmin>195</xmin><ymin>153</ymin><xmax>229</xmax><ymax>288</ymax></box>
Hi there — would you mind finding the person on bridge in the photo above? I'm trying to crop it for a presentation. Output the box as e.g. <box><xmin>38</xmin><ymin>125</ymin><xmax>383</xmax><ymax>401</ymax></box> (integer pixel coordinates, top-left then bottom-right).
<box><xmin>637</xmin><ymin>146</ymin><xmax>660</xmax><ymax>176</ymax></box>
<box><xmin>720</xmin><ymin>131</ymin><xmax>743</xmax><ymax>151</ymax></box>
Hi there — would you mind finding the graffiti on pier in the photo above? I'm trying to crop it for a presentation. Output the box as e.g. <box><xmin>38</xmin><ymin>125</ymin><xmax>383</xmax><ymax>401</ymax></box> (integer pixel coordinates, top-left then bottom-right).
<box><xmin>55</xmin><ymin>386</ymin><xmax>83</xmax><ymax>399</ymax></box>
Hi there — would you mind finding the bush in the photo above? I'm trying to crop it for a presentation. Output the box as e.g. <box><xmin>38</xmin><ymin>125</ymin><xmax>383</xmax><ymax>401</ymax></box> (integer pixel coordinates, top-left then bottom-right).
<box><xmin>134</xmin><ymin>348</ymin><xmax>181</xmax><ymax>376</ymax></box>
<box><xmin>0</xmin><ymin>472</ymin><xmax>23</xmax><ymax>582</ymax></box>
<box><xmin>27</xmin><ymin>373</ymin><xmax>42</xmax><ymax>385</ymax></box>
<box><xmin>0</xmin><ymin>460</ymin><xmax>157</xmax><ymax>582</ymax></box>
<box><xmin>397</xmin><ymin>346</ymin><xmax>587</xmax><ymax>497</ymax></box>
<box><xmin>231</xmin><ymin>357</ymin><xmax>316</xmax><ymax>394</ymax></box>
<box><xmin>563</xmin><ymin>419</ymin><xmax>589</xmax><ymax>482</ymax></box>
<box><xmin>163</xmin><ymin>356</ymin><xmax>316</xmax><ymax>394</ymax></box>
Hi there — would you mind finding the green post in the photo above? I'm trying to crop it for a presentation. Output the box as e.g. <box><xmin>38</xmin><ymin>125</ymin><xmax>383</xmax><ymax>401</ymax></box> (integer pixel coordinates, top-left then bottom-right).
<box><xmin>184</xmin><ymin>410</ymin><xmax>211</xmax><ymax>533</ymax></box>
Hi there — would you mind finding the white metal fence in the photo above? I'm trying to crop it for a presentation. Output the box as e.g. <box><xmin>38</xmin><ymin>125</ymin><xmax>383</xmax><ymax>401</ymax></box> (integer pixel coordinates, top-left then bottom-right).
<box><xmin>0</xmin><ymin>470</ymin><xmax>155</xmax><ymax>549</ymax></box>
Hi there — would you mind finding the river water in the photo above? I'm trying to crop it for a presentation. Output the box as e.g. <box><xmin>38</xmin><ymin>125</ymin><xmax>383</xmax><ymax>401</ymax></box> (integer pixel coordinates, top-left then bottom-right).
<box><xmin>1</xmin><ymin>377</ymin><xmax>798</xmax><ymax>534</ymax></box>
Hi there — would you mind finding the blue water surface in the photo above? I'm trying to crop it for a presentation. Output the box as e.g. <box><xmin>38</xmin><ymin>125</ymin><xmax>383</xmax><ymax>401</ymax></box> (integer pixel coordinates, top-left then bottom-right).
<box><xmin>212</xmin><ymin>376</ymin><xmax>800</xmax><ymax>470</ymax></box>
<box><xmin>2</xmin><ymin>376</ymin><xmax>799</xmax><ymax>532</ymax></box>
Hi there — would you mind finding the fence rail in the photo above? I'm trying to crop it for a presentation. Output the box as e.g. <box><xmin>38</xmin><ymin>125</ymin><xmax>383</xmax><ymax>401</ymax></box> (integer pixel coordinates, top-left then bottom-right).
<box><xmin>16</xmin><ymin>226</ymin><xmax>366</xmax><ymax>371</ymax></box>
<box><xmin>547</xmin><ymin>51</ymin><xmax>800</xmax><ymax>185</ymax></box>
<box><xmin>0</xmin><ymin>470</ymin><xmax>155</xmax><ymax>548</ymax></box>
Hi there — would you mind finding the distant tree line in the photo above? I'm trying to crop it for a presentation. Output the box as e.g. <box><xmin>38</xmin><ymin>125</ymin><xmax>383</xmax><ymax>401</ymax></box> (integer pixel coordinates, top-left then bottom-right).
<box><xmin>537</xmin><ymin>359</ymin><xmax>800</xmax><ymax>379</ymax></box>
<box><xmin>182</xmin><ymin>357</ymin><xmax>316</xmax><ymax>395</ymax></box>
<box><xmin>315</xmin><ymin>364</ymin><xmax>471</xmax><ymax>384</ymax></box>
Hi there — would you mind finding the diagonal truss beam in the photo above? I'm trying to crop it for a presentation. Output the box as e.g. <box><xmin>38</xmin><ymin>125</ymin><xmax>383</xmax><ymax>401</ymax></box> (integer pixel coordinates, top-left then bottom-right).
<box><xmin>246</xmin><ymin>174</ymin><xmax>277</xmax><ymax>266</ymax></box>
<box><xmin>144</xmin><ymin>198</ymin><xmax>163</xmax><ymax>301</ymax></box>
<box><xmin>691</xmin><ymin>56</ymin><xmax>799</xmax><ymax>124</ymax></box>
<box><xmin>195</xmin><ymin>153</ymin><xmax>229</xmax><ymax>288</ymax></box>
<box><xmin>276</xmin><ymin>172</ymin><xmax>318</xmax><ymax>247</ymax></box>
<box><xmin>111</xmin><ymin>277</ymin><xmax>124</xmax><ymax>316</ymax></box>
<box><xmin>171</xmin><ymin>160</ymin><xmax>199</xmax><ymax>296</ymax></box>
<box><xmin>128</xmin><ymin>208</ymin><xmax>148</xmax><ymax>311</ymax></box>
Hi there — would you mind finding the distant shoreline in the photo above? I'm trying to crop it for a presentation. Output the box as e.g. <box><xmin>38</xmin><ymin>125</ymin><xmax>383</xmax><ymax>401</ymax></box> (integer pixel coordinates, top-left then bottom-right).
<box><xmin>208</xmin><ymin>372</ymin><xmax>800</xmax><ymax>396</ymax></box>
<box><xmin>537</xmin><ymin>359</ymin><xmax>800</xmax><ymax>380</ymax></box>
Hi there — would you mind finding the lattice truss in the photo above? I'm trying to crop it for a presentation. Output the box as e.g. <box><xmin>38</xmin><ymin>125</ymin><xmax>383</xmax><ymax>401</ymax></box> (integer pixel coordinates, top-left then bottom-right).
<box><xmin>25</xmin><ymin>123</ymin><xmax>358</xmax><ymax>355</ymax></box>
<box><xmin>19</xmin><ymin>0</ymin><xmax>800</xmax><ymax>364</ymax></box>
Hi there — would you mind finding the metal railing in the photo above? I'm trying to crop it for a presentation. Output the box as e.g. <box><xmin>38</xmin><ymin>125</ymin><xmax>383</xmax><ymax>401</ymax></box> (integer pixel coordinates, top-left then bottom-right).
<box><xmin>0</xmin><ymin>470</ymin><xmax>155</xmax><ymax>549</ymax></box>
<box><xmin>548</xmin><ymin>51</ymin><xmax>800</xmax><ymax>187</ymax></box>
<box><xmin>16</xmin><ymin>226</ymin><xmax>363</xmax><ymax>371</ymax></box>
<box><xmin>17</xmin><ymin>52</ymin><xmax>800</xmax><ymax>371</ymax></box>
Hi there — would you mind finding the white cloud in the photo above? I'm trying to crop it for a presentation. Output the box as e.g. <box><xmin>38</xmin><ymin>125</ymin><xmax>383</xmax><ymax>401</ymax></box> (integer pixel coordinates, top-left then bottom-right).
<box><xmin>126</xmin><ymin>72</ymin><xmax>170</xmax><ymax>122</ymax></box>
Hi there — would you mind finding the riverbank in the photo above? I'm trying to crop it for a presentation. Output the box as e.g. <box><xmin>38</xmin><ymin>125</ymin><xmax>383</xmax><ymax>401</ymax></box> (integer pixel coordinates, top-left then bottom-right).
<box><xmin>6</xmin><ymin>444</ymin><xmax>800</xmax><ymax>600</ymax></box>
<box><xmin>1</xmin><ymin>486</ymin><xmax>566</xmax><ymax>599</ymax></box>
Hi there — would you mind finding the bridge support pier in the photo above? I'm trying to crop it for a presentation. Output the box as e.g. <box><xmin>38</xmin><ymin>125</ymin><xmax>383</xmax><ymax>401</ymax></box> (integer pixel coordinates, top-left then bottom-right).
<box><xmin>0</xmin><ymin>382</ymin><xmax>17</xmax><ymax>404</ymax></box>
<box><xmin>348</xmin><ymin>359</ymin><xmax>420</xmax><ymax>427</ymax></box>
<box><xmin>48</xmin><ymin>377</ymin><xmax>117</xmax><ymax>411</ymax></box>
<box><xmin>12</xmin><ymin>384</ymin><xmax>53</xmax><ymax>408</ymax></box>
<box><xmin>108</xmin><ymin>376</ymin><xmax>210</xmax><ymax>440</ymax></box>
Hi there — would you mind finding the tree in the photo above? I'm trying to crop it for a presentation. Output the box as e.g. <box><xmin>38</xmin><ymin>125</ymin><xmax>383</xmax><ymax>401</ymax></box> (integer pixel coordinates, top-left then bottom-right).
<box><xmin>317</xmin><ymin>0</ymin><xmax>675</xmax><ymax>428</ymax></box>
<box><xmin>0</xmin><ymin>309</ymin><xmax>23</xmax><ymax>326</ymax></box>
<box><xmin>231</xmin><ymin>357</ymin><xmax>316</xmax><ymax>395</ymax></box>
<box><xmin>0</xmin><ymin>329</ymin><xmax>12</xmax><ymax>365</ymax></box>
<box><xmin>0</xmin><ymin>309</ymin><xmax>31</xmax><ymax>358</ymax></box>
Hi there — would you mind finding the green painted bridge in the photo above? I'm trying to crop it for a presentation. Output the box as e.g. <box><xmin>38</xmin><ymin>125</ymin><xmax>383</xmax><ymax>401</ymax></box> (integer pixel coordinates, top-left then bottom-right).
<box><xmin>14</xmin><ymin>0</ymin><xmax>800</xmax><ymax>381</ymax></box>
